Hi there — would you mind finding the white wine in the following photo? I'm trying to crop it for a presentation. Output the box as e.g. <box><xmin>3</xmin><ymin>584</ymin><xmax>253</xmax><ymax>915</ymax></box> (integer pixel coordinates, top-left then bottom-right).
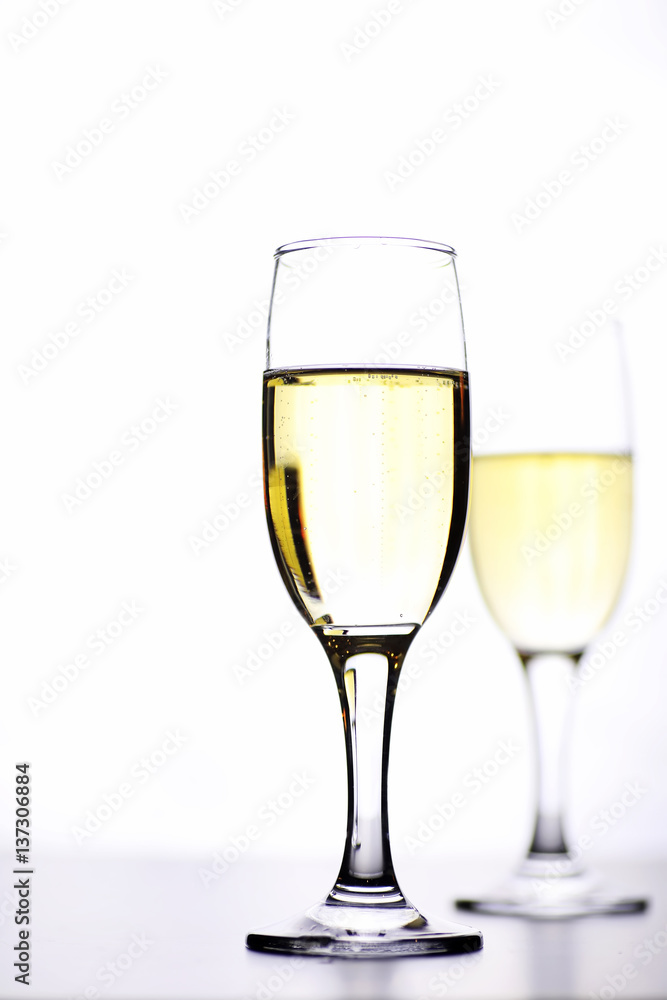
<box><xmin>470</xmin><ymin>453</ymin><xmax>632</xmax><ymax>654</ymax></box>
<box><xmin>263</xmin><ymin>367</ymin><xmax>470</xmax><ymax>631</ymax></box>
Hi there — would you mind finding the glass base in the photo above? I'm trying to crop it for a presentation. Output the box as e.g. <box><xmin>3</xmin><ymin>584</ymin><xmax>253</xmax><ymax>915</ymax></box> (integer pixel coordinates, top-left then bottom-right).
<box><xmin>247</xmin><ymin>897</ymin><xmax>483</xmax><ymax>957</ymax></box>
<box><xmin>455</xmin><ymin>854</ymin><xmax>649</xmax><ymax>919</ymax></box>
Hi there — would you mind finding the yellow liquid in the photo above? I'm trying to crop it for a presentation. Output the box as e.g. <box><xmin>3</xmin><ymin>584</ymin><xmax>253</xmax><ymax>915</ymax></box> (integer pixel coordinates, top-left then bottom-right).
<box><xmin>470</xmin><ymin>453</ymin><xmax>632</xmax><ymax>654</ymax></box>
<box><xmin>263</xmin><ymin>367</ymin><xmax>470</xmax><ymax>630</ymax></box>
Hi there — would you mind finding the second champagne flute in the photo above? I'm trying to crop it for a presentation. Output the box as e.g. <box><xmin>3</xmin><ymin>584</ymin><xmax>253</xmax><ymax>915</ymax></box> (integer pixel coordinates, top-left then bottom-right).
<box><xmin>456</xmin><ymin>323</ymin><xmax>648</xmax><ymax>918</ymax></box>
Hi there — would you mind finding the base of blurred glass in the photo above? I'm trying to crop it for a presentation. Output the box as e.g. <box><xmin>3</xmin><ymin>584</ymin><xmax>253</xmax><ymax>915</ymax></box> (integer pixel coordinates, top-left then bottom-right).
<box><xmin>455</xmin><ymin>853</ymin><xmax>649</xmax><ymax>919</ymax></box>
<box><xmin>247</xmin><ymin>897</ymin><xmax>483</xmax><ymax>957</ymax></box>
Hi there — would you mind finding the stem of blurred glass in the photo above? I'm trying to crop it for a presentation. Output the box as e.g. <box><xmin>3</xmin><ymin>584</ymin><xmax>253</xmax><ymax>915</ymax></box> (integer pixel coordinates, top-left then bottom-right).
<box><xmin>519</xmin><ymin>652</ymin><xmax>581</xmax><ymax>862</ymax></box>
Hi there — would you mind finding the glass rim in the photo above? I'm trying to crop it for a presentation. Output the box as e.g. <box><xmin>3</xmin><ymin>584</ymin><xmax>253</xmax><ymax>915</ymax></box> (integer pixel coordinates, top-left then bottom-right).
<box><xmin>274</xmin><ymin>236</ymin><xmax>456</xmax><ymax>258</ymax></box>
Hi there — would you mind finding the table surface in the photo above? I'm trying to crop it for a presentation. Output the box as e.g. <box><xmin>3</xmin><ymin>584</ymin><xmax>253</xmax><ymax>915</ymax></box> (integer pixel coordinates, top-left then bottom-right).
<box><xmin>0</xmin><ymin>854</ymin><xmax>665</xmax><ymax>999</ymax></box>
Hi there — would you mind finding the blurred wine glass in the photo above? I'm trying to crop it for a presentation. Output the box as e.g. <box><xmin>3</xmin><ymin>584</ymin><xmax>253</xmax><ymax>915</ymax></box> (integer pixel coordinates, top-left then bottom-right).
<box><xmin>456</xmin><ymin>321</ymin><xmax>648</xmax><ymax>917</ymax></box>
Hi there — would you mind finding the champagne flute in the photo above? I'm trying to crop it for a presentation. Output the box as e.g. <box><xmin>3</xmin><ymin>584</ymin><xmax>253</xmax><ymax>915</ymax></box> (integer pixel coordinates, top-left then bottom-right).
<box><xmin>456</xmin><ymin>322</ymin><xmax>648</xmax><ymax>917</ymax></box>
<box><xmin>246</xmin><ymin>236</ymin><xmax>483</xmax><ymax>956</ymax></box>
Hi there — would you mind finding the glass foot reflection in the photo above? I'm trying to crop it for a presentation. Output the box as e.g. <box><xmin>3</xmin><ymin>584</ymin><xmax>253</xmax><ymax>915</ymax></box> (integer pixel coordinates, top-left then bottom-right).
<box><xmin>248</xmin><ymin>894</ymin><xmax>483</xmax><ymax>957</ymax></box>
<box><xmin>456</xmin><ymin>854</ymin><xmax>649</xmax><ymax>919</ymax></box>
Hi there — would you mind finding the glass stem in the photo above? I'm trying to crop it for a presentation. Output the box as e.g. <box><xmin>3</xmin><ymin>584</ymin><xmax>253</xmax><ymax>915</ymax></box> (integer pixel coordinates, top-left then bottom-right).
<box><xmin>519</xmin><ymin>651</ymin><xmax>580</xmax><ymax>858</ymax></box>
<box><xmin>315</xmin><ymin>628</ymin><xmax>416</xmax><ymax>906</ymax></box>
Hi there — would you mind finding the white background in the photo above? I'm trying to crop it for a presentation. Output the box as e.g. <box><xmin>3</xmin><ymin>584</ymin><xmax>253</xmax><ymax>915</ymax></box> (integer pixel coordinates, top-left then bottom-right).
<box><xmin>0</xmin><ymin>0</ymin><xmax>666</xmax><ymax>963</ymax></box>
